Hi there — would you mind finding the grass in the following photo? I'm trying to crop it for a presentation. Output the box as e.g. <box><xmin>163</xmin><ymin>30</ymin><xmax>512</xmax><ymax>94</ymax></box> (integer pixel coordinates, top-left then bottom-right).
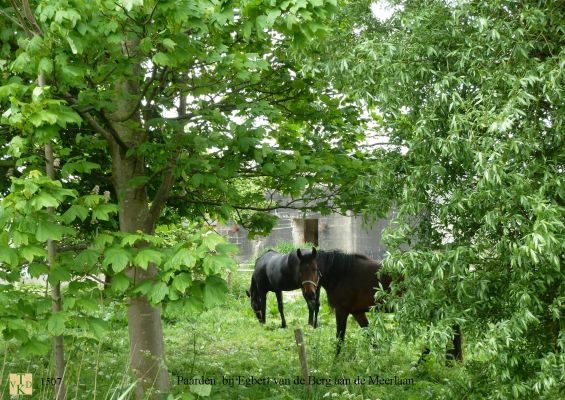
<box><xmin>1</xmin><ymin>271</ymin><xmax>472</xmax><ymax>399</ymax></box>
<box><xmin>164</xmin><ymin>272</ymin><xmax>469</xmax><ymax>400</ymax></box>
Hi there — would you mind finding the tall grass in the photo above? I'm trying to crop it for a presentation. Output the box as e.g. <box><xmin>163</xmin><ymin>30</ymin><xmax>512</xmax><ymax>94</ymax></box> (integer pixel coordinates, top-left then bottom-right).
<box><xmin>2</xmin><ymin>269</ymin><xmax>471</xmax><ymax>399</ymax></box>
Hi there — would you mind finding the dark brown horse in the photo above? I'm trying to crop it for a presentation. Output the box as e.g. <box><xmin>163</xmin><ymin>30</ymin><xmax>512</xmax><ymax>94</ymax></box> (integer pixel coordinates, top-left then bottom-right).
<box><xmin>312</xmin><ymin>249</ymin><xmax>463</xmax><ymax>360</ymax></box>
<box><xmin>246</xmin><ymin>248</ymin><xmax>321</xmax><ymax>328</ymax></box>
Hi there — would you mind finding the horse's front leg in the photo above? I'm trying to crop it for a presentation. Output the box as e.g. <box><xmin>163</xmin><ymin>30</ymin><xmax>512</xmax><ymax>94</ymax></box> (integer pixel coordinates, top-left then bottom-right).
<box><xmin>275</xmin><ymin>291</ymin><xmax>286</xmax><ymax>328</ymax></box>
<box><xmin>335</xmin><ymin>308</ymin><xmax>348</xmax><ymax>354</ymax></box>
<box><xmin>260</xmin><ymin>291</ymin><xmax>267</xmax><ymax>324</ymax></box>
<box><xmin>313</xmin><ymin>288</ymin><xmax>321</xmax><ymax>328</ymax></box>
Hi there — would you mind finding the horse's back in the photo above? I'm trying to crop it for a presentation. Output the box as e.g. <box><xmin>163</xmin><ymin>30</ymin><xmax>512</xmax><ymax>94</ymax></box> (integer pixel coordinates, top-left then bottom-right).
<box><xmin>254</xmin><ymin>250</ymin><xmax>279</xmax><ymax>272</ymax></box>
<box><xmin>253</xmin><ymin>250</ymin><xmax>299</xmax><ymax>292</ymax></box>
<box><xmin>320</xmin><ymin>251</ymin><xmax>387</xmax><ymax>313</ymax></box>
<box><xmin>265</xmin><ymin>251</ymin><xmax>300</xmax><ymax>291</ymax></box>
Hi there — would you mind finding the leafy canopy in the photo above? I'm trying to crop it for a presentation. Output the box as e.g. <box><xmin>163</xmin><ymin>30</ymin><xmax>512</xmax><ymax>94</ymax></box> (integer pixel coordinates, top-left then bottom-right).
<box><xmin>313</xmin><ymin>0</ymin><xmax>564</xmax><ymax>397</ymax></box>
<box><xmin>0</xmin><ymin>0</ymin><xmax>368</xmax><ymax>357</ymax></box>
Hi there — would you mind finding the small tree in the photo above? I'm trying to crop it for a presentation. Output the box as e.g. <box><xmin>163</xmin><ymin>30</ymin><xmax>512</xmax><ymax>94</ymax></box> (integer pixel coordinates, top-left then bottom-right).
<box><xmin>0</xmin><ymin>0</ymin><xmax>366</xmax><ymax>398</ymax></box>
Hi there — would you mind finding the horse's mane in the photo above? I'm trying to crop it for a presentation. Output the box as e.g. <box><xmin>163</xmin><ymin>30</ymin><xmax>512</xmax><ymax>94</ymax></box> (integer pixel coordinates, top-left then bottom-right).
<box><xmin>317</xmin><ymin>250</ymin><xmax>374</xmax><ymax>277</ymax></box>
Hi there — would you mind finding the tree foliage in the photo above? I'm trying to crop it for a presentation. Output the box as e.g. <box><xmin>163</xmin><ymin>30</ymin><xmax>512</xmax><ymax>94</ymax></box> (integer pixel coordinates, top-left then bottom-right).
<box><xmin>316</xmin><ymin>0</ymin><xmax>564</xmax><ymax>397</ymax></box>
<box><xmin>0</xmin><ymin>0</ymin><xmax>368</xmax><ymax>397</ymax></box>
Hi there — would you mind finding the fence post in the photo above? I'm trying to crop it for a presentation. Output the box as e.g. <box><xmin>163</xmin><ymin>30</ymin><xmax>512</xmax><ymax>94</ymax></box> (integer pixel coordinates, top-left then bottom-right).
<box><xmin>294</xmin><ymin>328</ymin><xmax>312</xmax><ymax>398</ymax></box>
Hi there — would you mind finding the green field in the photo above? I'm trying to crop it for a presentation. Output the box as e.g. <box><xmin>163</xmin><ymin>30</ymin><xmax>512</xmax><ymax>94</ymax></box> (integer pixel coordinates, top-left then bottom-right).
<box><xmin>2</xmin><ymin>271</ymin><xmax>473</xmax><ymax>399</ymax></box>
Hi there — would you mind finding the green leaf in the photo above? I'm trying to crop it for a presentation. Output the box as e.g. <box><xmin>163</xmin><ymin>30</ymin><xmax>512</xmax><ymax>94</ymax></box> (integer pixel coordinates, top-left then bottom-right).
<box><xmin>36</xmin><ymin>220</ymin><xmax>74</xmax><ymax>241</ymax></box>
<box><xmin>28</xmin><ymin>263</ymin><xmax>49</xmax><ymax>277</ymax></box>
<box><xmin>266</xmin><ymin>9</ymin><xmax>281</xmax><ymax>25</ymax></box>
<box><xmin>172</xmin><ymin>272</ymin><xmax>192</xmax><ymax>293</ymax></box>
<box><xmin>169</xmin><ymin>248</ymin><xmax>196</xmax><ymax>269</ymax></box>
<box><xmin>55</xmin><ymin>107</ymin><xmax>82</xmax><ymax>127</ymax></box>
<box><xmin>62</xmin><ymin>160</ymin><xmax>100</xmax><ymax>176</ymax></box>
<box><xmin>111</xmin><ymin>273</ymin><xmax>130</xmax><ymax>292</ymax></box>
<box><xmin>28</xmin><ymin>110</ymin><xmax>58</xmax><ymax>127</ymax></box>
<box><xmin>21</xmin><ymin>246</ymin><xmax>46</xmax><ymax>263</ymax></box>
<box><xmin>11</xmin><ymin>52</ymin><xmax>32</xmax><ymax>73</ymax></box>
<box><xmin>203</xmin><ymin>255</ymin><xmax>235</xmax><ymax>275</ymax></box>
<box><xmin>13</xmin><ymin>231</ymin><xmax>29</xmax><ymax>246</ymax></box>
<box><xmin>121</xmin><ymin>233</ymin><xmax>144</xmax><ymax>247</ymax></box>
<box><xmin>93</xmin><ymin>233</ymin><xmax>114</xmax><ymax>249</ymax></box>
<box><xmin>255</xmin><ymin>15</ymin><xmax>268</xmax><ymax>32</ymax></box>
<box><xmin>139</xmin><ymin>37</ymin><xmax>152</xmax><ymax>53</ymax></box>
<box><xmin>243</xmin><ymin>21</ymin><xmax>253</xmax><ymax>39</ymax></box>
<box><xmin>103</xmin><ymin>247</ymin><xmax>131</xmax><ymax>273</ymax></box>
<box><xmin>190</xmin><ymin>384</ymin><xmax>212</xmax><ymax>397</ymax></box>
<box><xmin>134</xmin><ymin>249</ymin><xmax>163</xmax><ymax>269</ymax></box>
<box><xmin>215</xmin><ymin>243</ymin><xmax>239</xmax><ymax>256</ymax></box>
<box><xmin>202</xmin><ymin>234</ymin><xmax>224</xmax><ymax>251</ymax></box>
<box><xmin>47</xmin><ymin>312</ymin><xmax>66</xmax><ymax>336</ymax></box>
<box><xmin>62</xmin><ymin>204</ymin><xmax>89</xmax><ymax>223</ymax></box>
<box><xmin>75</xmin><ymin>249</ymin><xmax>99</xmax><ymax>268</ymax></box>
<box><xmin>132</xmin><ymin>280</ymin><xmax>153</xmax><ymax>296</ymax></box>
<box><xmin>153</xmin><ymin>52</ymin><xmax>174</xmax><ymax>66</ymax></box>
<box><xmin>162</xmin><ymin>38</ymin><xmax>176</xmax><ymax>50</ymax></box>
<box><xmin>20</xmin><ymin>338</ymin><xmax>50</xmax><ymax>356</ymax></box>
<box><xmin>0</xmin><ymin>246</ymin><xmax>18</xmax><ymax>266</ymax></box>
<box><xmin>8</xmin><ymin>136</ymin><xmax>26</xmax><ymax>157</ymax></box>
<box><xmin>76</xmin><ymin>298</ymin><xmax>99</xmax><ymax>312</ymax></box>
<box><xmin>88</xmin><ymin>318</ymin><xmax>109</xmax><ymax>340</ymax></box>
<box><xmin>149</xmin><ymin>281</ymin><xmax>169</xmax><ymax>304</ymax></box>
<box><xmin>203</xmin><ymin>276</ymin><xmax>227</xmax><ymax>308</ymax></box>
<box><xmin>48</xmin><ymin>265</ymin><xmax>71</xmax><ymax>284</ymax></box>
<box><xmin>183</xmin><ymin>296</ymin><xmax>204</xmax><ymax>314</ymax></box>
<box><xmin>67</xmin><ymin>36</ymin><xmax>79</xmax><ymax>54</ymax></box>
<box><xmin>91</xmin><ymin>203</ymin><xmax>119</xmax><ymax>222</ymax></box>
<box><xmin>117</xmin><ymin>0</ymin><xmax>144</xmax><ymax>12</ymax></box>
<box><xmin>31</xmin><ymin>192</ymin><xmax>60</xmax><ymax>210</ymax></box>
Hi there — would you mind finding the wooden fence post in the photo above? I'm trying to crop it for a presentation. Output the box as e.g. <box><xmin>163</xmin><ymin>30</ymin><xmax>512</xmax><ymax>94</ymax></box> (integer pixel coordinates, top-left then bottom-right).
<box><xmin>294</xmin><ymin>329</ymin><xmax>312</xmax><ymax>398</ymax></box>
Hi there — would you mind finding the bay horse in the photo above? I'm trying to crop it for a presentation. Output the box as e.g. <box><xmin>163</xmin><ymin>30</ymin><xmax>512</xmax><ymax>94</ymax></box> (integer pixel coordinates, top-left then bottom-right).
<box><xmin>246</xmin><ymin>248</ymin><xmax>321</xmax><ymax>328</ymax></box>
<box><xmin>311</xmin><ymin>249</ymin><xmax>463</xmax><ymax>360</ymax></box>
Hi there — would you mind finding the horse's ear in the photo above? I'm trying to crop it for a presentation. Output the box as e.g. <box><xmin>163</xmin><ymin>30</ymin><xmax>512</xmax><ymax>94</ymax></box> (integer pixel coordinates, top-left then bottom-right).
<box><xmin>297</xmin><ymin>248</ymin><xmax>303</xmax><ymax>260</ymax></box>
<box><xmin>245</xmin><ymin>290</ymin><xmax>250</xmax><ymax>297</ymax></box>
<box><xmin>312</xmin><ymin>247</ymin><xmax>317</xmax><ymax>257</ymax></box>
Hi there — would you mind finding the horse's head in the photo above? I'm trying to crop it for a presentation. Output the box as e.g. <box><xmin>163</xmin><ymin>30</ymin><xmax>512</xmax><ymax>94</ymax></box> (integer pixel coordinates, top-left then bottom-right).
<box><xmin>246</xmin><ymin>285</ymin><xmax>263</xmax><ymax>322</ymax></box>
<box><xmin>296</xmin><ymin>247</ymin><xmax>320</xmax><ymax>308</ymax></box>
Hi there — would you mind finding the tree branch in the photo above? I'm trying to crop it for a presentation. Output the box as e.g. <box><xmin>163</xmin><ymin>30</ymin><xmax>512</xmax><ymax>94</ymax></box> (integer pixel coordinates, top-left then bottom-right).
<box><xmin>9</xmin><ymin>0</ymin><xmax>33</xmax><ymax>36</ymax></box>
<box><xmin>0</xmin><ymin>8</ymin><xmax>25</xmax><ymax>30</ymax></box>
<box><xmin>147</xmin><ymin>163</ymin><xmax>176</xmax><ymax>231</ymax></box>
<box><xmin>21</xmin><ymin>0</ymin><xmax>42</xmax><ymax>35</ymax></box>
<box><xmin>64</xmin><ymin>93</ymin><xmax>130</xmax><ymax>153</ymax></box>
<box><xmin>113</xmin><ymin>67</ymin><xmax>158</xmax><ymax>123</ymax></box>
<box><xmin>146</xmin><ymin>92</ymin><xmax>188</xmax><ymax>229</ymax></box>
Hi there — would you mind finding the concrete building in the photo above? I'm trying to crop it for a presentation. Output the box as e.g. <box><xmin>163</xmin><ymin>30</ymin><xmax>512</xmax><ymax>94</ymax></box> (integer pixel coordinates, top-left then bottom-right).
<box><xmin>217</xmin><ymin>209</ymin><xmax>393</xmax><ymax>264</ymax></box>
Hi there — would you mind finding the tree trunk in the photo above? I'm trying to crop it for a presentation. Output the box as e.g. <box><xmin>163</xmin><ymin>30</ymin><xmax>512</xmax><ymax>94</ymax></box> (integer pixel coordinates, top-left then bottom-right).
<box><xmin>41</xmin><ymin>72</ymin><xmax>67</xmax><ymax>400</ymax></box>
<box><xmin>107</xmin><ymin>76</ymin><xmax>170</xmax><ymax>398</ymax></box>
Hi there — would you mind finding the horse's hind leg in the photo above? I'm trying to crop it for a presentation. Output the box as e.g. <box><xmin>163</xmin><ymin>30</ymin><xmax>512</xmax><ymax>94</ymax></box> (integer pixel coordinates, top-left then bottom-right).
<box><xmin>275</xmin><ymin>291</ymin><xmax>286</xmax><ymax>328</ymax></box>
<box><xmin>354</xmin><ymin>312</ymin><xmax>378</xmax><ymax>349</ymax></box>
<box><xmin>447</xmin><ymin>325</ymin><xmax>463</xmax><ymax>364</ymax></box>
<box><xmin>335</xmin><ymin>308</ymin><xmax>349</xmax><ymax>354</ymax></box>
<box><xmin>352</xmin><ymin>312</ymin><xmax>369</xmax><ymax>328</ymax></box>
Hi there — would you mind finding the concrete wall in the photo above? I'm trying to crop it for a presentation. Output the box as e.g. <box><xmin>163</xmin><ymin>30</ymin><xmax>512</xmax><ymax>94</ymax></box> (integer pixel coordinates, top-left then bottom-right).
<box><xmin>218</xmin><ymin>210</ymin><xmax>391</xmax><ymax>263</ymax></box>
